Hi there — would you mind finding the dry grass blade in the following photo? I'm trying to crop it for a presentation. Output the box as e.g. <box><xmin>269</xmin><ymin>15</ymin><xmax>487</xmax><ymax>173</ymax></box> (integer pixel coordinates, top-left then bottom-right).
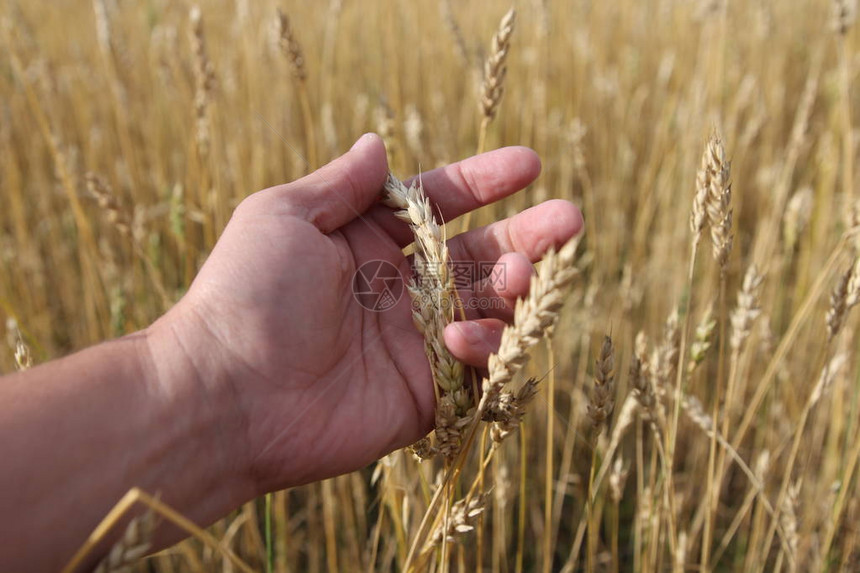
<box><xmin>63</xmin><ymin>488</ymin><xmax>254</xmax><ymax>573</ymax></box>
<box><xmin>93</xmin><ymin>510</ymin><xmax>156</xmax><ymax>573</ymax></box>
<box><xmin>680</xmin><ymin>395</ymin><xmax>779</xmax><ymax>523</ymax></box>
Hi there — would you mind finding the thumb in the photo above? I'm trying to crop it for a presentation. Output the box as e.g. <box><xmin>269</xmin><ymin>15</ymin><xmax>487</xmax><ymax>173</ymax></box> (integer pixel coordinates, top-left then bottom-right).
<box><xmin>269</xmin><ymin>133</ymin><xmax>389</xmax><ymax>233</ymax></box>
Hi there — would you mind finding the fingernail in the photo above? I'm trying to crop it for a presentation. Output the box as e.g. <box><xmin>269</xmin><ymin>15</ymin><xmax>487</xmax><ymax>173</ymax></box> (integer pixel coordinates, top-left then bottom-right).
<box><xmin>351</xmin><ymin>132</ymin><xmax>376</xmax><ymax>151</ymax></box>
<box><xmin>454</xmin><ymin>321</ymin><xmax>482</xmax><ymax>345</ymax></box>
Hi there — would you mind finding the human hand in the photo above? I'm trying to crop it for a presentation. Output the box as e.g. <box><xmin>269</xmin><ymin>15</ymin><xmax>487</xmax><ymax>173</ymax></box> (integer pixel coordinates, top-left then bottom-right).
<box><xmin>151</xmin><ymin>134</ymin><xmax>582</xmax><ymax>495</ymax></box>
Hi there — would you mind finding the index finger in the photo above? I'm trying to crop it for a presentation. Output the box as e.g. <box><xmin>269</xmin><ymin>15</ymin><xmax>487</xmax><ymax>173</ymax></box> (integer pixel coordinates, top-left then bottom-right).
<box><xmin>365</xmin><ymin>146</ymin><xmax>542</xmax><ymax>246</ymax></box>
<box><xmin>405</xmin><ymin>146</ymin><xmax>541</xmax><ymax>221</ymax></box>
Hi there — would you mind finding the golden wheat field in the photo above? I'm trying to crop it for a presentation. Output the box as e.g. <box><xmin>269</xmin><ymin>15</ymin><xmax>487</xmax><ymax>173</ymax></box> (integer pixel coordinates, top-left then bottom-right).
<box><xmin>3</xmin><ymin>0</ymin><xmax>860</xmax><ymax>571</ymax></box>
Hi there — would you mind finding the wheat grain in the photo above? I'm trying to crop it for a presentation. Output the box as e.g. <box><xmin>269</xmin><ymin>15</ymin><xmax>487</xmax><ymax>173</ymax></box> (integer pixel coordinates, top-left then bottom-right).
<box><xmin>426</xmin><ymin>494</ymin><xmax>487</xmax><ymax>548</ymax></box>
<box><xmin>483</xmin><ymin>377</ymin><xmax>540</xmax><ymax>443</ymax></box>
<box><xmin>408</xmin><ymin>437</ymin><xmax>437</xmax><ymax>461</ymax></box>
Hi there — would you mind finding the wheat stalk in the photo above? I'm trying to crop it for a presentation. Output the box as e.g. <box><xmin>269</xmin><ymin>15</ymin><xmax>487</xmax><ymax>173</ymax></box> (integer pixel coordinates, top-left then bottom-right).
<box><xmin>276</xmin><ymin>8</ymin><xmax>317</xmax><ymax>170</ymax></box>
<box><xmin>474</xmin><ymin>6</ymin><xmax>516</xmax><ymax>160</ymax></box>
<box><xmin>86</xmin><ymin>173</ymin><xmax>133</xmax><ymax>238</ymax></box>
<box><xmin>462</xmin><ymin>6</ymin><xmax>517</xmax><ymax>235</ymax></box>
<box><xmin>86</xmin><ymin>172</ymin><xmax>170</xmax><ymax>308</ymax></box>
<box><xmin>440</xmin><ymin>0</ymin><xmax>473</xmax><ymax>71</ymax></box>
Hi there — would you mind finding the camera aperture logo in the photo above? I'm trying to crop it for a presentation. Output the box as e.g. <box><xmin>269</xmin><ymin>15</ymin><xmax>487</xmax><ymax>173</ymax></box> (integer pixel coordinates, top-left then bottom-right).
<box><xmin>352</xmin><ymin>260</ymin><xmax>404</xmax><ymax>311</ymax></box>
<box><xmin>352</xmin><ymin>260</ymin><xmax>509</xmax><ymax>312</ymax></box>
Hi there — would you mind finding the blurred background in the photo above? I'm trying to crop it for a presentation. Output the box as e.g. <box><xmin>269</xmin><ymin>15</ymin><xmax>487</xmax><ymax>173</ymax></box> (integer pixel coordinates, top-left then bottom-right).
<box><xmin>2</xmin><ymin>0</ymin><xmax>859</xmax><ymax>571</ymax></box>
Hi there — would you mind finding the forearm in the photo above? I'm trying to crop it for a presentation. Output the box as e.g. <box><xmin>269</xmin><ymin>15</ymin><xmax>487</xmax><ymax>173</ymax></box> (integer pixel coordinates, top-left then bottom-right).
<box><xmin>0</xmin><ymin>313</ymin><xmax>254</xmax><ymax>572</ymax></box>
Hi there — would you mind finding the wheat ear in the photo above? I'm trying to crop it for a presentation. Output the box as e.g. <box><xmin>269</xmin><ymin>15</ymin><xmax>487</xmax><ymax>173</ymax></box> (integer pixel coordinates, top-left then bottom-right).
<box><xmin>588</xmin><ymin>335</ymin><xmax>616</xmax><ymax>436</ymax></box>
<box><xmin>826</xmin><ymin>258</ymin><xmax>860</xmax><ymax>341</ymax></box>
<box><xmin>479</xmin><ymin>7</ymin><xmax>516</xmax><ymax>123</ymax></box>
<box><xmin>475</xmin><ymin>6</ymin><xmax>516</xmax><ymax>159</ymax></box>
<box><xmin>382</xmin><ymin>174</ymin><xmax>467</xmax><ymax>458</ymax></box>
<box><xmin>6</xmin><ymin>318</ymin><xmax>32</xmax><ymax>371</ymax></box>
<box><xmin>479</xmin><ymin>237</ymin><xmax>580</xmax><ymax>415</ymax></box>
<box><xmin>699</xmin><ymin>133</ymin><xmax>733</xmax><ymax>271</ymax></box>
<box><xmin>189</xmin><ymin>6</ymin><xmax>215</xmax><ymax>160</ymax></box>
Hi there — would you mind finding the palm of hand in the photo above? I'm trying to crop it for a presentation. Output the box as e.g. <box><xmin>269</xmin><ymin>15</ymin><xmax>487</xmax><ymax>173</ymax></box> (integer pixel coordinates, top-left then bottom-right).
<box><xmin>175</xmin><ymin>135</ymin><xmax>582</xmax><ymax>491</ymax></box>
<box><xmin>187</xmin><ymin>195</ymin><xmax>432</xmax><ymax>489</ymax></box>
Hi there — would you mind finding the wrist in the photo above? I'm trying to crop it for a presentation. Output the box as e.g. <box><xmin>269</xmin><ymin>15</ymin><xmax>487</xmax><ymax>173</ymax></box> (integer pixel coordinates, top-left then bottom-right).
<box><xmin>140</xmin><ymin>303</ymin><xmax>257</xmax><ymax>511</ymax></box>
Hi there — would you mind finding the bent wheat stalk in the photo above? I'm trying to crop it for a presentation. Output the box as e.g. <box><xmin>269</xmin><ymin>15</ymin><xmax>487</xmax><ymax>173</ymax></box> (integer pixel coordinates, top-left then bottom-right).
<box><xmin>382</xmin><ymin>173</ymin><xmax>466</xmax><ymax>458</ymax></box>
<box><xmin>402</xmin><ymin>235</ymin><xmax>580</xmax><ymax>570</ymax></box>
